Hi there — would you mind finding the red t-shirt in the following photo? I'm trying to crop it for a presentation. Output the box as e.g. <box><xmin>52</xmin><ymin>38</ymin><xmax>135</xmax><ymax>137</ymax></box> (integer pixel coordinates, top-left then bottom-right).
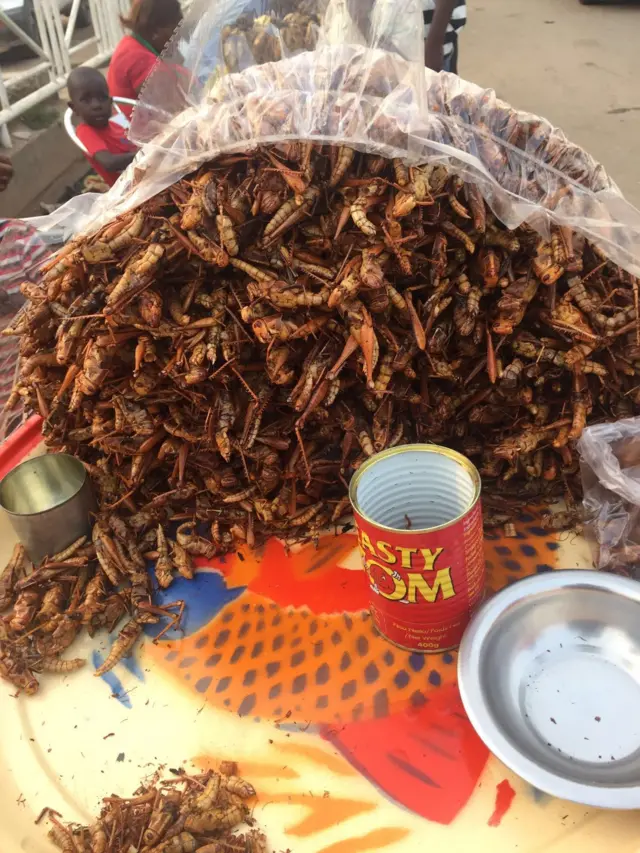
<box><xmin>76</xmin><ymin>119</ymin><xmax>137</xmax><ymax>186</ymax></box>
<box><xmin>107</xmin><ymin>35</ymin><xmax>157</xmax><ymax>118</ymax></box>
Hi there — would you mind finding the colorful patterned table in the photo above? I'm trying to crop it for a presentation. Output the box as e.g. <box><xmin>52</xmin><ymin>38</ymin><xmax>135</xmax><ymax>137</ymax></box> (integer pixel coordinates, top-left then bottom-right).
<box><xmin>2</xmin><ymin>418</ymin><xmax>639</xmax><ymax>853</ymax></box>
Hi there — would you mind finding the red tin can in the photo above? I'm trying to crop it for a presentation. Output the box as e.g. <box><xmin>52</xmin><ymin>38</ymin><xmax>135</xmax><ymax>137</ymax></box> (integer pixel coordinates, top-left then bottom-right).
<box><xmin>349</xmin><ymin>444</ymin><xmax>485</xmax><ymax>653</ymax></box>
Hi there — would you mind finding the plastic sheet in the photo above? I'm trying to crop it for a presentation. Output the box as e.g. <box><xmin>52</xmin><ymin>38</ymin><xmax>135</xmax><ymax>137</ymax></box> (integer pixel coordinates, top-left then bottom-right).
<box><xmin>578</xmin><ymin>418</ymin><xmax>640</xmax><ymax>576</ymax></box>
<box><xmin>33</xmin><ymin>0</ymin><xmax>640</xmax><ymax>277</ymax></box>
<box><xmin>0</xmin><ymin>221</ymin><xmax>61</xmax><ymax>440</ymax></box>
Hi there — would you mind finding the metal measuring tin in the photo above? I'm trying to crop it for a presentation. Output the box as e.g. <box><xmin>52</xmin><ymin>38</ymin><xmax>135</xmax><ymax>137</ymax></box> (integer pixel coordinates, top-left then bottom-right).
<box><xmin>349</xmin><ymin>444</ymin><xmax>485</xmax><ymax>653</ymax></box>
<box><xmin>0</xmin><ymin>453</ymin><xmax>95</xmax><ymax>564</ymax></box>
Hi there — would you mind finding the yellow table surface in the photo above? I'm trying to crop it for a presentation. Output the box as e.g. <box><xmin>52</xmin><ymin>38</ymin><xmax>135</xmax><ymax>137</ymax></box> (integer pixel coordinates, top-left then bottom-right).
<box><xmin>1</xmin><ymin>433</ymin><xmax>639</xmax><ymax>853</ymax></box>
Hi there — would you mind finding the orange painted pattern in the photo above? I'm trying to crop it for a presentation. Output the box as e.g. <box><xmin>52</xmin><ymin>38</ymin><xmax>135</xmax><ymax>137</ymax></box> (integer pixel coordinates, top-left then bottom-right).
<box><xmin>149</xmin><ymin>509</ymin><xmax>559</xmax><ymax>725</ymax></box>
<box><xmin>259</xmin><ymin>793</ymin><xmax>376</xmax><ymax>837</ymax></box>
<box><xmin>273</xmin><ymin>741</ymin><xmax>360</xmax><ymax>775</ymax></box>
<box><xmin>316</xmin><ymin>828</ymin><xmax>410</xmax><ymax>853</ymax></box>
<box><xmin>152</xmin><ymin>588</ymin><xmax>460</xmax><ymax>722</ymax></box>
<box><xmin>150</xmin><ymin>509</ymin><xmax>561</xmax><ymax>831</ymax></box>
<box><xmin>196</xmin><ymin>751</ymin><xmax>378</xmax><ymax>838</ymax></box>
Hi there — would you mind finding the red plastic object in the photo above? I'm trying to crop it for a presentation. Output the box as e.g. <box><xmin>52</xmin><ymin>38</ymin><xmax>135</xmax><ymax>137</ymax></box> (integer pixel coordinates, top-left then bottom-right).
<box><xmin>322</xmin><ymin>684</ymin><xmax>489</xmax><ymax>825</ymax></box>
<box><xmin>0</xmin><ymin>415</ymin><xmax>43</xmax><ymax>480</ymax></box>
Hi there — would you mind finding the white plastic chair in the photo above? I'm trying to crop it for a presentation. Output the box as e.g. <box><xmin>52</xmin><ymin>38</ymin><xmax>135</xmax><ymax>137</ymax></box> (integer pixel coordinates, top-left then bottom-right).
<box><xmin>63</xmin><ymin>97</ymin><xmax>138</xmax><ymax>155</ymax></box>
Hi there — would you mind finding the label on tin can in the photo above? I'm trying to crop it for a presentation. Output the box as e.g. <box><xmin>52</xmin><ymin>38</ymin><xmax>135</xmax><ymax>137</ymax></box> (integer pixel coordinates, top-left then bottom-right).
<box><xmin>354</xmin><ymin>498</ymin><xmax>485</xmax><ymax>653</ymax></box>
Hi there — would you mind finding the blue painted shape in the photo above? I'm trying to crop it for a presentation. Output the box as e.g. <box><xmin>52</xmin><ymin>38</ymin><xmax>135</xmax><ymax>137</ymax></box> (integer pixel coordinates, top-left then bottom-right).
<box><xmin>527</xmin><ymin>526</ymin><xmax>548</xmax><ymax>537</ymax></box>
<box><xmin>364</xmin><ymin>662</ymin><xmax>379</xmax><ymax>684</ymax></box>
<box><xmin>143</xmin><ymin>569</ymin><xmax>245</xmax><ymax>641</ymax></box>
<box><xmin>91</xmin><ymin>650</ymin><xmax>132</xmax><ymax>708</ymax></box>
<box><xmin>495</xmin><ymin>545</ymin><xmax>512</xmax><ymax>555</ymax></box>
<box><xmin>238</xmin><ymin>693</ymin><xmax>256</xmax><ymax>716</ymax></box>
<box><xmin>394</xmin><ymin>670</ymin><xmax>409</xmax><ymax>689</ymax></box>
<box><xmin>546</xmin><ymin>541</ymin><xmax>560</xmax><ymax>551</ymax></box>
<box><xmin>410</xmin><ymin>690</ymin><xmax>427</xmax><ymax>707</ymax></box>
<box><xmin>121</xmin><ymin>655</ymin><xmax>145</xmax><ymax>681</ymax></box>
<box><xmin>505</xmin><ymin>559</ymin><xmax>522</xmax><ymax>571</ymax></box>
<box><xmin>520</xmin><ymin>544</ymin><xmax>536</xmax><ymax>557</ymax></box>
<box><xmin>195</xmin><ymin>676</ymin><xmax>212</xmax><ymax>693</ymax></box>
<box><xmin>214</xmin><ymin>629</ymin><xmax>231</xmax><ymax>649</ymax></box>
<box><xmin>408</xmin><ymin>653</ymin><xmax>425</xmax><ymax>672</ymax></box>
<box><xmin>519</xmin><ymin>513</ymin><xmax>535</xmax><ymax>522</ymax></box>
<box><xmin>536</xmin><ymin>563</ymin><xmax>554</xmax><ymax>573</ymax></box>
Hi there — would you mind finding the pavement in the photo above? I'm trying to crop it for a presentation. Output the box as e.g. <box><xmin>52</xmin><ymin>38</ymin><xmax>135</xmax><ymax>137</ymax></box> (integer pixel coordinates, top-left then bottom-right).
<box><xmin>0</xmin><ymin>24</ymin><xmax>101</xmax><ymax>217</ymax></box>
<box><xmin>1</xmin><ymin>0</ymin><xmax>639</xmax><ymax>214</ymax></box>
<box><xmin>463</xmin><ymin>0</ymin><xmax>640</xmax><ymax>207</ymax></box>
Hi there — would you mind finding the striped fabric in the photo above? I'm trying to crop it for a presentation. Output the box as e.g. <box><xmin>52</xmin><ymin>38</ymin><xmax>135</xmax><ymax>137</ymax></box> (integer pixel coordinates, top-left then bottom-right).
<box><xmin>0</xmin><ymin>220</ymin><xmax>49</xmax><ymax>297</ymax></box>
<box><xmin>423</xmin><ymin>0</ymin><xmax>467</xmax><ymax>57</ymax></box>
<box><xmin>0</xmin><ymin>220</ymin><xmax>50</xmax><ymax>412</ymax></box>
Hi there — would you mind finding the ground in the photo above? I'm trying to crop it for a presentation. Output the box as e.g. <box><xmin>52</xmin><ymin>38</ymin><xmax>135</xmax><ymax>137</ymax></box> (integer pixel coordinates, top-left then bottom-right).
<box><xmin>463</xmin><ymin>0</ymin><xmax>640</xmax><ymax>206</ymax></box>
<box><xmin>1</xmin><ymin>0</ymin><xmax>639</xmax><ymax>211</ymax></box>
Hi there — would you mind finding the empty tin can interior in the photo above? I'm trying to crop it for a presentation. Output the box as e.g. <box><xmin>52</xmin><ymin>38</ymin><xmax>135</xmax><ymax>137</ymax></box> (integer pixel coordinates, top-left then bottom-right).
<box><xmin>351</xmin><ymin>445</ymin><xmax>480</xmax><ymax>531</ymax></box>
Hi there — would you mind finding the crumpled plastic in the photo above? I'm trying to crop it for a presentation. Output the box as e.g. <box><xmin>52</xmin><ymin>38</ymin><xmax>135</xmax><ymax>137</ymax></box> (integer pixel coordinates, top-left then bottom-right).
<box><xmin>578</xmin><ymin>418</ymin><xmax>640</xmax><ymax>575</ymax></box>
<box><xmin>30</xmin><ymin>0</ymin><xmax>640</xmax><ymax>277</ymax></box>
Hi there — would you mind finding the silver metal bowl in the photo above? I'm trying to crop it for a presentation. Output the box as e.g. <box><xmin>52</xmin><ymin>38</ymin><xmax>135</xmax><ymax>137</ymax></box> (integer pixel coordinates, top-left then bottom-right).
<box><xmin>458</xmin><ymin>570</ymin><xmax>640</xmax><ymax>808</ymax></box>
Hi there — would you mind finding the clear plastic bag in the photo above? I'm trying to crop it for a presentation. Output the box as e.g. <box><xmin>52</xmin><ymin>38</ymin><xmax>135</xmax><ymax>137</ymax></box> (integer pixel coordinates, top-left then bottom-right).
<box><xmin>0</xmin><ymin>220</ymin><xmax>61</xmax><ymax>440</ymax></box>
<box><xmin>35</xmin><ymin>0</ymin><xmax>640</xmax><ymax>277</ymax></box>
<box><xmin>578</xmin><ymin>418</ymin><xmax>640</xmax><ymax>575</ymax></box>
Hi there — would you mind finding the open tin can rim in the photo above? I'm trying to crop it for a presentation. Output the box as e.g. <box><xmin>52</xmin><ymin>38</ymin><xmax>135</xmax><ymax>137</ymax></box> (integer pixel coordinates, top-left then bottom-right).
<box><xmin>0</xmin><ymin>453</ymin><xmax>88</xmax><ymax>518</ymax></box>
<box><xmin>348</xmin><ymin>443</ymin><xmax>482</xmax><ymax>536</ymax></box>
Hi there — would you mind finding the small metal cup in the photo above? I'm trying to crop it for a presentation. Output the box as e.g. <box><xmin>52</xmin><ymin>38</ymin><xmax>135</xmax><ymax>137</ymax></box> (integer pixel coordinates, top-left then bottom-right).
<box><xmin>0</xmin><ymin>453</ymin><xmax>95</xmax><ymax>564</ymax></box>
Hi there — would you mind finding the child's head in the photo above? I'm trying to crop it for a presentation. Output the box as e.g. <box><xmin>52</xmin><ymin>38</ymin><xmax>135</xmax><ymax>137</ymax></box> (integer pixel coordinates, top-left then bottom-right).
<box><xmin>68</xmin><ymin>67</ymin><xmax>111</xmax><ymax>129</ymax></box>
<box><xmin>121</xmin><ymin>0</ymin><xmax>182</xmax><ymax>54</ymax></box>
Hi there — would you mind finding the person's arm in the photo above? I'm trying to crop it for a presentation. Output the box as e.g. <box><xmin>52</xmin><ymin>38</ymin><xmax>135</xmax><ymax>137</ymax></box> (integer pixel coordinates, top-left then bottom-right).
<box><xmin>424</xmin><ymin>0</ymin><xmax>456</xmax><ymax>71</ymax></box>
<box><xmin>76</xmin><ymin>125</ymin><xmax>137</xmax><ymax>174</ymax></box>
<box><xmin>93</xmin><ymin>150</ymin><xmax>137</xmax><ymax>173</ymax></box>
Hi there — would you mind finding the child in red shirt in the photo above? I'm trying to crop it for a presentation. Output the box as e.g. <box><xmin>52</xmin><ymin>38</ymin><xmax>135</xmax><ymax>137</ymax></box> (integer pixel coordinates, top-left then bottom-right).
<box><xmin>108</xmin><ymin>0</ymin><xmax>183</xmax><ymax>119</ymax></box>
<box><xmin>68</xmin><ymin>67</ymin><xmax>138</xmax><ymax>187</ymax></box>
